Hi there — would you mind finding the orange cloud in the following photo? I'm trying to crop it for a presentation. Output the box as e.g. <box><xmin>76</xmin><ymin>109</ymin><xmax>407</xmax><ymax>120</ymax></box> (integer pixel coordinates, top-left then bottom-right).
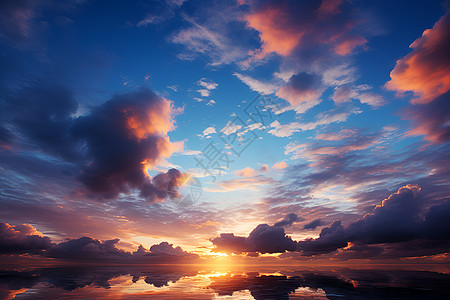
<box><xmin>386</xmin><ymin>10</ymin><xmax>450</xmax><ymax>104</ymax></box>
<box><xmin>245</xmin><ymin>6</ymin><xmax>303</xmax><ymax>58</ymax></box>
<box><xmin>124</xmin><ymin>97</ymin><xmax>175</xmax><ymax>140</ymax></box>
<box><xmin>235</xmin><ymin>167</ymin><xmax>256</xmax><ymax>177</ymax></box>
<box><xmin>272</xmin><ymin>161</ymin><xmax>287</xmax><ymax>170</ymax></box>
<box><xmin>334</xmin><ymin>36</ymin><xmax>367</xmax><ymax>56</ymax></box>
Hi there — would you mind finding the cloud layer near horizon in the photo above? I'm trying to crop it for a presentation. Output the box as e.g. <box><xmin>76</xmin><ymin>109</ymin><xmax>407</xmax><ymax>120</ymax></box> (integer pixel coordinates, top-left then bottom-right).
<box><xmin>211</xmin><ymin>184</ymin><xmax>450</xmax><ymax>258</ymax></box>
<box><xmin>0</xmin><ymin>221</ymin><xmax>197</xmax><ymax>262</ymax></box>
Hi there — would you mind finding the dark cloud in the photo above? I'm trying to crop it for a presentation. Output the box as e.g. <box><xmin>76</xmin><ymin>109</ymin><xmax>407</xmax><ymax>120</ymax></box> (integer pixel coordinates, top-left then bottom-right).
<box><xmin>0</xmin><ymin>221</ymin><xmax>198</xmax><ymax>263</ymax></box>
<box><xmin>1</xmin><ymin>85</ymin><xmax>185</xmax><ymax>202</ymax></box>
<box><xmin>46</xmin><ymin>237</ymin><xmax>131</xmax><ymax>260</ymax></box>
<box><xmin>303</xmin><ymin>218</ymin><xmax>324</xmax><ymax>230</ymax></box>
<box><xmin>46</xmin><ymin>237</ymin><xmax>198</xmax><ymax>262</ymax></box>
<box><xmin>0</xmin><ymin>222</ymin><xmax>52</xmax><ymax>254</ymax></box>
<box><xmin>72</xmin><ymin>88</ymin><xmax>182</xmax><ymax>201</ymax></box>
<box><xmin>299</xmin><ymin>184</ymin><xmax>450</xmax><ymax>257</ymax></box>
<box><xmin>274</xmin><ymin>213</ymin><xmax>298</xmax><ymax>227</ymax></box>
<box><xmin>148</xmin><ymin>241</ymin><xmax>191</xmax><ymax>257</ymax></box>
<box><xmin>211</xmin><ymin>214</ymin><xmax>298</xmax><ymax>254</ymax></box>
<box><xmin>212</xmin><ymin>184</ymin><xmax>450</xmax><ymax>258</ymax></box>
<box><xmin>276</xmin><ymin>72</ymin><xmax>323</xmax><ymax>106</ymax></box>
<box><xmin>140</xmin><ymin>169</ymin><xmax>185</xmax><ymax>202</ymax></box>
<box><xmin>299</xmin><ymin>220</ymin><xmax>348</xmax><ymax>255</ymax></box>
<box><xmin>404</xmin><ymin>91</ymin><xmax>450</xmax><ymax>143</ymax></box>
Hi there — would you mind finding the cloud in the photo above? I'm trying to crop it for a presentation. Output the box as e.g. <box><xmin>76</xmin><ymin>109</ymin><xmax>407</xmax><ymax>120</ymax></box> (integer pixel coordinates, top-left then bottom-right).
<box><xmin>303</xmin><ymin>218</ymin><xmax>324</xmax><ymax>230</ymax></box>
<box><xmin>72</xmin><ymin>89</ymin><xmax>184</xmax><ymax>201</ymax></box>
<box><xmin>170</xmin><ymin>6</ymin><xmax>255</xmax><ymax>66</ymax></box>
<box><xmin>46</xmin><ymin>237</ymin><xmax>131</xmax><ymax>260</ymax></box>
<box><xmin>315</xmin><ymin>129</ymin><xmax>356</xmax><ymax>141</ymax></box>
<box><xmin>198</xmin><ymin>78</ymin><xmax>218</xmax><ymax>90</ymax></box>
<box><xmin>298</xmin><ymin>184</ymin><xmax>450</xmax><ymax>257</ymax></box>
<box><xmin>244</xmin><ymin>0</ymin><xmax>371</xmax><ymax>64</ymax></box>
<box><xmin>276</xmin><ymin>72</ymin><xmax>324</xmax><ymax>106</ymax></box>
<box><xmin>210</xmin><ymin>183</ymin><xmax>450</xmax><ymax>258</ymax></box>
<box><xmin>272</xmin><ymin>161</ymin><xmax>287</xmax><ymax>170</ymax></box>
<box><xmin>269</xmin><ymin>107</ymin><xmax>360</xmax><ymax>137</ymax></box>
<box><xmin>221</xmin><ymin>121</ymin><xmax>242</xmax><ymax>135</ymax></box>
<box><xmin>0</xmin><ymin>222</ymin><xmax>198</xmax><ymax>262</ymax></box>
<box><xmin>333</xmin><ymin>84</ymin><xmax>385</xmax><ymax>108</ymax></box>
<box><xmin>211</xmin><ymin>214</ymin><xmax>298</xmax><ymax>254</ymax></box>
<box><xmin>386</xmin><ymin>8</ymin><xmax>450</xmax><ymax>104</ymax></box>
<box><xmin>0</xmin><ymin>222</ymin><xmax>52</xmax><ymax>254</ymax></box>
<box><xmin>233</xmin><ymin>72</ymin><xmax>278</xmax><ymax>95</ymax></box>
<box><xmin>140</xmin><ymin>169</ymin><xmax>189</xmax><ymax>202</ymax></box>
<box><xmin>207</xmin><ymin>176</ymin><xmax>273</xmax><ymax>192</ymax></box>
<box><xmin>235</xmin><ymin>167</ymin><xmax>256</xmax><ymax>177</ymax></box>
<box><xmin>200</xmin><ymin>126</ymin><xmax>216</xmax><ymax>138</ymax></box>
<box><xmin>274</xmin><ymin>213</ymin><xmax>298</xmax><ymax>227</ymax></box>
<box><xmin>148</xmin><ymin>241</ymin><xmax>191</xmax><ymax>256</ymax></box>
<box><xmin>46</xmin><ymin>237</ymin><xmax>198</xmax><ymax>262</ymax></box>
<box><xmin>198</xmin><ymin>89</ymin><xmax>211</xmax><ymax>97</ymax></box>
<box><xmin>259</xmin><ymin>163</ymin><xmax>269</xmax><ymax>172</ymax></box>
<box><xmin>2</xmin><ymin>86</ymin><xmax>185</xmax><ymax>202</ymax></box>
<box><xmin>402</xmin><ymin>91</ymin><xmax>450</xmax><ymax>143</ymax></box>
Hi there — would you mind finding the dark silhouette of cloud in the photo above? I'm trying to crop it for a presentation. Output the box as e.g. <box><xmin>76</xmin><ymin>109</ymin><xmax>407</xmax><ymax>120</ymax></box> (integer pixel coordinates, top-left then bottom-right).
<box><xmin>274</xmin><ymin>212</ymin><xmax>299</xmax><ymax>227</ymax></box>
<box><xmin>211</xmin><ymin>185</ymin><xmax>450</xmax><ymax>258</ymax></box>
<box><xmin>0</xmin><ymin>222</ymin><xmax>52</xmax><ymax>254</ymax></box>
<box><xmin>211</xmin><ymin>214</ymin><xmax>298</xmax><ymax>254</ymax></box>
<box><xmin>2</xmin><ymin>85</ymin><xmax>185</xmax><ymax>202</ymax></box>
<box><xmin>303</xmin><ymin>218</ymin><xmax>324</xmax><ymax>230</ymax></box>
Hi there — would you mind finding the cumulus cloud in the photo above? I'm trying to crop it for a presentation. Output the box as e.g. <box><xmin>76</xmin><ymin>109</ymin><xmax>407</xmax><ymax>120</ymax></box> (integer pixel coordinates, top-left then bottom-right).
<box><xmin>211</xmin><ymin>214</ymin><xmax>299</xmax><ymax>254</ymax></box>
<box><xmin>211</xmin><ymin>184</ymin><xmax>450</xmax><ymax>258</ymax></box>
<box><xmin>259</xmin><ymin>163</ymin><xmax>269</xmax><ymax>172</ymax></box>
<box><xmin>73</xmin><ymin>89</ymin><xmax>184</xmax><ymax>201</ymax></box>
<box><xmin>299</xmin><ymin>184</ymin><xmax>450</xmax><ymax>256</ymax></box>
<box><xmin>0</xmin><ymin>222</ymin><xmax>198</xmax><ymax>262</ymax></box>
<box><xmin>272</xmin><ymin>161</ymin><xmax>287</xmax><ymax>170</ymax></box>
<box><xmin>235</xmin><ymin>167</ymin><xmax>256</xmax><ymax>177</ymax></box>
<box><xmin>2</xmin><ymin>86</ymin><xmax>185</xmax><ymax>202</ymax></box>
<box><xmin>386</xmin><ymin>7</ymin><xmax>450</xmax><ymax>104</ymax></box>
<box><xmin>46</xmin><ymin>237</ymin><xmax>198</xmax><ymax>262</ymax></box>
<box><xmin>0</xmin><ymin>222</ymin><xmax>52</xmax><ymax>254</ymax></box>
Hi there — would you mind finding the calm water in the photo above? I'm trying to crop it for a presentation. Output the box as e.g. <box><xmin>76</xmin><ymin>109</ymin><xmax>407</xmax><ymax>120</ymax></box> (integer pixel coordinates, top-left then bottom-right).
<box><xmin>1</xmin><ymin>264</ymin><xmax>450</xmax><ymax>299</ymax></box>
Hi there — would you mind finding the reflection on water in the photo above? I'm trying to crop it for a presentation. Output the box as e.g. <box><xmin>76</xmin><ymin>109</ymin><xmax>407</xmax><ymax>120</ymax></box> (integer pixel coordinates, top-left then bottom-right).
<box><xmin>1</xmin><ymin>264</ymin><xmax>450</xmax><ymax>299</ymax></box>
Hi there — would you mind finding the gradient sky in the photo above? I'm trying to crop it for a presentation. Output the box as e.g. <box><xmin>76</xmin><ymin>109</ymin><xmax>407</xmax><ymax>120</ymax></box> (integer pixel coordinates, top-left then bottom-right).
<box><xmin>0</xmin><ymin>0</ymin><xmax>450</xmax><ymax>264</ymax></box>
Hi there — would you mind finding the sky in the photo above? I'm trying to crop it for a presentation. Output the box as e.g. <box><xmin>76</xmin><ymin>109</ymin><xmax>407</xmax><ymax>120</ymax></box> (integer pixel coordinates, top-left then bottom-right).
<box><xmin>0</xmin><ymin>0</ymin><xmax>449</xmax><ymax>265</ymax></box>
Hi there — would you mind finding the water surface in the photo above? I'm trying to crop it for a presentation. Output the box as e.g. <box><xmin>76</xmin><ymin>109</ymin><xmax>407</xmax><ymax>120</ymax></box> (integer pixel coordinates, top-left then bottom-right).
<box><xmin>1</xmin><ymin>264</ymin><xmax>449</xmax><ymax>299</ymax></box>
